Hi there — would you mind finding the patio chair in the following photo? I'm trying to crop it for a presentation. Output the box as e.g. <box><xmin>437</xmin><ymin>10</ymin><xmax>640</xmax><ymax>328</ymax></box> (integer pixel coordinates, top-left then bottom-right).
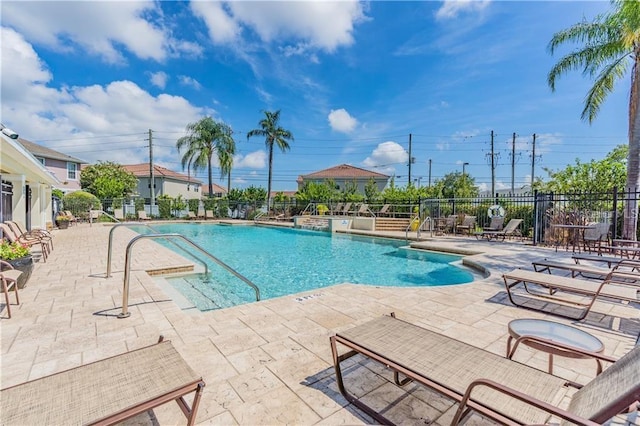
<box><xmin>330</xmin><ymin>314</ymin><xmax>639</xmax><ymax>425</ymax></box>
<box><xmin>532</xmin><ymin>258</ymin><xmax>640</xmax><ymax>281</ymax></box>
<box><xmin>186</xmin><ymin>211</ymin><xmax>197</xmax><ymax>220</ymax></box>
<box><xmin>1</xmin><ymin>337</ymin><xmax>205</xmax><ymax>425</ymax></box>
<box><xmin>197</xmin><ymin>207</ymin><xmax>205</xmax><ymax>219</ymax></box>
<box><xmin>484</xmin><ymin>215</ymin><xmax>505</xmax><ymax>231</ymax></box>
<box><xmin>0</xmin><ymin>223</ymin><xmax>48</xmax><ymax>262</ymax></box>
<box><xmin>113</xmin><ymin>208</ymin><xmax>125</xmax><ymax>221</ymax></box>
<box><xmin>6</xmin><ymin>220</ymin><xmax>53</xmax><ymax>252</ymax></box>
<box><xmin>350</xmin><ymin>203</ymin><xmax>371</xmax><ymax>216</ymax></box>
<box><xmin>573</xmin><ymin>253</ymin><xmax>629</xmax><ymax>268</ymax></box>
<box><xmin>583</xmin><ymin>222</ymin><xmax>611</xmax><ymax>253</ymax></box>
<box><xmin>341</xmin><ymin>202</ymin><xmax>353</xmax><ymax>215</ymax></box>
<box><xmin>476</xmin><ymin>218</ymin><xmax>523</xmax><ymax>241</ymax></box>
<box><xmin>63</xmin><ymin>210</ymin><xmax>78</xmax><ymax>226</ymax></box>
<box><xmin>205</xmin><ymin>210</ymin><xmax>214</xmax><ymax>220</ymax></box>
<box><xmin>376</xmin><ymin>204</ymin><xmax>391</xmax><ymax>217</ymax></box>
<box><xmin>0</xmin><ymin>260</ymin><xmax>21</xmax><ymax>319</ymax></box>
<box><xmin>456</xmin><ymin>215</ymin><xmax>476</xmax><ymax>235</ymax></box>
<box><xmin>502</xmin><ymin>268</ymin><xmax>639</xmax><ymax>320</ymax></box>
<box><xmin>330</xmin><ymin>203</ymin><xmax>344</xmax><ymax>215</ymax></box>
<box><xmin>137</xmin><ymin>210</ymin><xmax>151</xmax><ymax>221</ymax></box>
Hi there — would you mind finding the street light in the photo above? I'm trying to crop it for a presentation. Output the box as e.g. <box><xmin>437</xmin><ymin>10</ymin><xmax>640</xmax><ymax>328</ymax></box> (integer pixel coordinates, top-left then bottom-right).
<box><xmin>462</xmin><ymin>162</ymin><xmax>469</xmax><ymax>177</ymax></box>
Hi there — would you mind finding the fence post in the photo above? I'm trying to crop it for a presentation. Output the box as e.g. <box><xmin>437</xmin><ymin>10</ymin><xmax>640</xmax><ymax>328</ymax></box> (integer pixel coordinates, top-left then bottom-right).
<box><xmin>532</xmin><ymin>190</ymin><xmax>539</xmax><ymax>246</ymax></box>
<box><xmin>612</xmin><ymin>186</ymin><xmax>618</xmax><ymax>239</ymax></box>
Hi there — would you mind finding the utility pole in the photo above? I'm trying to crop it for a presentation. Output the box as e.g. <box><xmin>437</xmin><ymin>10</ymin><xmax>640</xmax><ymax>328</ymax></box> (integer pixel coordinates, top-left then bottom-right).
<box><xmin>490</xmin><ymin>130</ymin><xmax>495</xmax><ymax>196</ymax></box>
<box><xmin>531</xmin><ymin>133</ymin><xmax>537</xmax><ymax>187</ymax></box>
<box><xmin>148</xmin><ymin>129</ymin><xmax>155</xmax><ymax>208</ymax></box>
<box><xmin>428</xmin><ymin>159</ymin><xmax>432</xmax><ymax>187</ymax></box>
<box><xmin>408</xmin><ymin>133</ymin><xmax>413</xmax><ymax>186</ymax></box>
<box><xmin>511</xmin><ymin>132</ymin><xmax>516</xmax><ymax>194</ymax></box>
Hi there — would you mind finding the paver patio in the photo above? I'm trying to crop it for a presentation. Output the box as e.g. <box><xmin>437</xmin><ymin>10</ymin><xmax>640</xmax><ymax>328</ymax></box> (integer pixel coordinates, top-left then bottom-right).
<box><xmin>1</xmin><ymin>222</ymin><xmax>637</xmax><ymax>425</ymax></box>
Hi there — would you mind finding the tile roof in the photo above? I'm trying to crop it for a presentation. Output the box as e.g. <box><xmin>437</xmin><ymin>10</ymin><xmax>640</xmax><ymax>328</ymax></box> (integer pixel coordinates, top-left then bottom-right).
<box><xmin>300</xmin><ymin>164</ymin><xmax>389</xmax><ymax>180</ymax></box>
<box><xmin>122</xmin><ymin>163</ymin><xmax>202</xmax><ymax>184</ymax></box>
<box><xmin>201</xmin><ymin>183</ymin><xmax>228</xmax><ymax>194</ymax></box>
<box><xmin>17</xmin><ymin>138</ymin><xmax>86</xmax><ymax>164</ymax></box>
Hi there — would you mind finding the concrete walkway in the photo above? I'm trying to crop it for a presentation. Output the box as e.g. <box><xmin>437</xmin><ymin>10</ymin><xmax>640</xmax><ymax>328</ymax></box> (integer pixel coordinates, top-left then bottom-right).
<box><xmin>1</xmin><ymin>222</ymin><xmax>637</xmax><ymax>425</ymax></box>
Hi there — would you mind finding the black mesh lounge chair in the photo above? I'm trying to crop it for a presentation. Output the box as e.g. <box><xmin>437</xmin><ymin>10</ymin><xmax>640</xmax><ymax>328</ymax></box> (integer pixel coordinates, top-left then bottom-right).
<box><xmin>476</xmin><ymin>218</ymin><xmax>523</xmax><ymax>241</ymax></box>
<box><xmin>330</xmin><ymin>314</ymin><xmax>640</xmax><ymax>425</ymax></box>
<box><xmin>1</xmin><ymin>337</ymin><xmax>205</xmax><ymax>425</ymax></box>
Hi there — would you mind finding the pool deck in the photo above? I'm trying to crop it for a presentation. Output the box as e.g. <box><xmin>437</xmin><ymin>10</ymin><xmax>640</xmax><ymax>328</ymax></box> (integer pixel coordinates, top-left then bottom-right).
<box><xmin>1</xmin><ymin>221</ymin><xmax>638</xmax><ymax>425</ymax></box>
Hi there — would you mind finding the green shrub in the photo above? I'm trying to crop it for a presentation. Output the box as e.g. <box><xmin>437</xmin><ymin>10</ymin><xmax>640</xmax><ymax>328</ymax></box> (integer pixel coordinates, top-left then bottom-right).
<box><xmin>62</xmin><ymin>191</ymin><xmax>101</xmax><ymax>218</ymax></box>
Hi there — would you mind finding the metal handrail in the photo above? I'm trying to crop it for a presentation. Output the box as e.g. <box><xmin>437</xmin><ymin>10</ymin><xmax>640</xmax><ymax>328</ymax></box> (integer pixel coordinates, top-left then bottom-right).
<box><xmin>106</xmin><ymin>223</ymin><xmax>209</xmax><ymax>277</ymax></box>
<box><xmin>416</xmin><ymin>216</ymin><xmax>432</xmax><ymax>239</ymax></box>
<box><xmin>405</xmin><ymin>215</ymin><xmax>421</xmax><ymax>241</ymax></box>
<box><xmin>254</xmin><ymin>211</ymin><xmax>266</xmax><ymax>221</ymax></box>
<box><xmin>118</xmin><ymin>233</ymin><xmax>260</xmax><ymax>318</ymax></box>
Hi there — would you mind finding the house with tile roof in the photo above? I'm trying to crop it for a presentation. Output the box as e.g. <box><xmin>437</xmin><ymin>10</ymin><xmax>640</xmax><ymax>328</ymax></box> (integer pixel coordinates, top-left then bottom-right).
<box><xmin>18</xmin><ymin>138</ymin><xmax>86</xmax><ymax>193</ymax></box>
<box><xmin>122</xmin><ymin>163</ymin><xmax>203</xmax><ymax>201</ymax></box>
<box><xmin>200</xmin><ymin>183</ymin><xmax>227</xmax><ymax>198</ymax></box>
<box><xmin>297</xmin><ymin>164</ymin><xmax>389</xmax><ymax>194</ymax></box>
<box><xmin>1</xmin><ymin>134</ymin><xmax>59</xmax><ymax>230</ymax></box>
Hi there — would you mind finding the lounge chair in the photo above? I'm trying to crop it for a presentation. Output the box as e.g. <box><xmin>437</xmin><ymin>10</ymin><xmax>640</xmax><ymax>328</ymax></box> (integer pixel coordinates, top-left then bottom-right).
<box><xmin>456</xmin><ymin>215</ymin><xmax>476</xmax><ymax>235</ymax></box>
<box><xmin>532</xmin><ymin>258</ymin><xmax>640</xmax><ymax>280</ymax></box>
<box><xmin>63</xmin><ymin>210</ymin><xmax>78</xmax><ymax>226</ymax></box>
<box><xmin>205</xmin><ymin>209</ymin><xmax>214</xmax><ymax>219</ymax></box>
<box><xmin>6</xmin><ymin>220</ymin><xmax>53</xmax><ymax>252</ymax></box>
<box><xmin>502</xmin><ymin>268</ymin><xmax>639</xmax><ymax>320</ymax></box>
<box><xmin>484</xmin><ymin>215</ymin><xmax>505</xmax><ymax>231</ymax></box>
<box><xmin>341</xmin><ymin>202</ymin><xmax>352</xmax><ymax>215</ymax></box>
<box><xmin>197</xmin><ymin>207</ymin><xmax>205</xmax><ymax>219</ymax></box>
<box><xmin>350</xmin><ymin>203</ymin><xmax>371</xmax><ymax>216</ymax></box>
<box><xmin>113</xmin><ymin>208</ymin><xmax>125</xmax><ymax>221</ymax></box>
<box><xmin>0</xmin><ymin>260</ymin><xmax>21</xmax><ymax>319</ymax></box>
<box><xmin>0</xmin><ymin>223</ymin><xmax>48</xmax><ymax>262</ymax></box>
<box><xmin>476</xmin><ymin>218</ymin><xmax>523</xmax><ymax>241</ymax></box>
<box><xmin>573</xmin><ymin>253</ymin><xmax>627</xmax><ymax>268</ymax></box>
<box><xmin>137</xmin><ymin>210</ymin><xmax>151</xmax><ymax>221</ymax></box>
<box><xmin>186</xmin><ymin>211</ymin><xmax>197</xmax><ymax>220</ymax></box>
<box><xmin>1</xmin><ymin>337</ymin><xmax>205</xmax><ymax>425</ymax></box>
<box><xmin>377</xmin><ymin>204</ymin><xmax>391</xmax><ymax>217</ymax></box>
<box><xmin>330</xmin><ymin>314</ymin><xmax>639</xmax><ymax>425</ymax></box>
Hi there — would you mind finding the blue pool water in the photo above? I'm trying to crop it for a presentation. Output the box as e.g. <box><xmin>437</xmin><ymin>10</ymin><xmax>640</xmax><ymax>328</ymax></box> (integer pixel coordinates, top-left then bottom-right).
<box><xmin>134</xmin><ymin>224</ymin><xmax>474</xmax><ymax>310</ymax></box>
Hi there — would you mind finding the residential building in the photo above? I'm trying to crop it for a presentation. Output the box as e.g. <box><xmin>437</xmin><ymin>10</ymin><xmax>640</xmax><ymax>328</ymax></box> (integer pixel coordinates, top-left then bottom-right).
<box><xmin>17</xmin><ymin>138</ymin><xmax>85</xmax><ymax>193</ymax></box>
<box><xmin>122</xmin><ymin>163</ymin><xmax>202</xmax><ymax>200</ymax></box>
<box><xmin>297</xmin><ymin>164</ymin><xmax>389</xmax><ymax>194</ymax></box>
<box><xmin>1</xmin><ymin>134</ymin><xmax>58</xmax><ymax>230</ymax></box>
<box><xmin>200</xmin><ymin>183</ymin><xmax>227</xmax><ymax>198</ymax></box>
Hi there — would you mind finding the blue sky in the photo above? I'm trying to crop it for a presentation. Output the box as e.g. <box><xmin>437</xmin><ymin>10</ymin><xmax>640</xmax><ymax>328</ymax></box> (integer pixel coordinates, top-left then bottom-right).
<box><xmin>1</xmin><ymin>1</ymin><xmax>628</xmax><ymax>193</ymax></box>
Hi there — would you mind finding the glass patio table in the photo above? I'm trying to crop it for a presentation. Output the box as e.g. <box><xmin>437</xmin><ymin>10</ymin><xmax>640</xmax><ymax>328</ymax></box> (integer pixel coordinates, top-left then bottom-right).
<box><xmin>507</xmin><ymin>318</ymin><xmax>604</xmax><ymax>375</ymax></box>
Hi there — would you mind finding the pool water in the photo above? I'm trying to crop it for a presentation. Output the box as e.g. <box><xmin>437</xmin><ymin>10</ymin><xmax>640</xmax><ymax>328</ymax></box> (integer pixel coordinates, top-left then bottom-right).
<box><xmin>134</xmin><ymin>224</ymin><xmax>474</xmax><ymax>310</ymax></box>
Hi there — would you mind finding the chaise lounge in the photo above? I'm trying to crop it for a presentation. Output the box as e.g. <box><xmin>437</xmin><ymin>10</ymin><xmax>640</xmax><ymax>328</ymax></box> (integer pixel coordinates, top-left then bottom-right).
<box><xmin>330</xmin><ymin>314</ymin><xmax>640</xmax><ymax>425</ymax></box>
<box><xmin>476</xmin><ymin>218</ymin><xmax>523</xmax><ymax>241</ymax></box>
<box><xmin>1</xmin><ymin>337</ymin><xmax>205</xmax><ymax>425</ymax></box>
<box><xmin>502</xmin><ymin>268</ymin><xmax>640</xmax><ymax>320</ymax></box>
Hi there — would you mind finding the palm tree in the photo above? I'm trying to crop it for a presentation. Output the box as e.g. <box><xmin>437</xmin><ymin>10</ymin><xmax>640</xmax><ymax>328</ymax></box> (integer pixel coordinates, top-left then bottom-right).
<box><xmin>246</xmin><ymin>110</ymin><xmax>294</xmax><ymax>209</ymax></box>
<box><xmin>548</xmin><ymin>0</ymin><xmax>640</xmax><ymax>239</ymax></box>
<box><xmin>176</xmin><ymin>117</ymin><xmax>236</xmax><ymax>197</ymax></box>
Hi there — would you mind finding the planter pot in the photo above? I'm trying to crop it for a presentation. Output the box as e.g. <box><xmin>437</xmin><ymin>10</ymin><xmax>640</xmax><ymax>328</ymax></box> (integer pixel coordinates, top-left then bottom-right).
<box><xmin>56</xmin><ymin>220</ymin><xmax>70</xmax><ymax>229</ymax></box>
<box><xmin>2</xmin><ymin>255</ymin><xmax>34</xmax><ymax>289</ymax></box>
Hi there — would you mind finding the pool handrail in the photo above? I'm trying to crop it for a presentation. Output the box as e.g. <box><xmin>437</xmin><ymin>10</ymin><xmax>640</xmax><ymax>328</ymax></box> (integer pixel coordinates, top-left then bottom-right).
<box><xmin>118</xmin><ymin>233</ymin><xmax>260</xmax><ymax>318</ymax></box>
<box><xmin>416</xmin><ymin>216</ymin><xmax>433</xmax><ymax>239</ymax></box>
<box><xmin>107</xmin><ymin>223</ymin><xmax>211</xmax><ymax>278</ymax></box>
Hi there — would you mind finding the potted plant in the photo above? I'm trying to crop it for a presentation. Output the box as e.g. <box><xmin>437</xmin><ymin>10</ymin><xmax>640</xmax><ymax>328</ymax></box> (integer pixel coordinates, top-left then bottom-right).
<box><xmin>55</xmin><ymin>214</ymin><xmax>70</xmax><ymax>229</ymax></box>
<box><xmin>0</xmin><ymin>240</ymin><xmax>33</xmax><ymax>288</ymax></box>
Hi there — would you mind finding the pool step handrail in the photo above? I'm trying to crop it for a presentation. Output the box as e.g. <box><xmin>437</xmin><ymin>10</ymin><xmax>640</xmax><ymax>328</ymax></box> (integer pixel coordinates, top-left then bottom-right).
<box><xmin>416</xmin><ymin>216</ymin><xmax>432</xmax><ymax>239</ymax></box>
<box><xmin>405</xmin><ymin>215</ymin><xmax>421</xmax><ymax>241</ymax></box>
<box><xmin>107</xmin><ymin>223</ymin><xmax>211</xmax><ymax>278</ymax></box>
<box><xmin>118</xmin><ymin>233</ymin><xmax>260</xmax><ymax>318</ymax></box>
<box><xmin>89</xmin><ymin>209</ymin><xmax>120</xmax><ymax>226</ymax></box>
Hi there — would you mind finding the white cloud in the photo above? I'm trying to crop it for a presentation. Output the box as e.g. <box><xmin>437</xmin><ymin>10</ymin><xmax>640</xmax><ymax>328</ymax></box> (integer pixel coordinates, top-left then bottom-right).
<box><xmin>363</xmin><ymin>141</ymin><xmax>408</xmax><ymax>169</ymax></box>
<box><xmin>179</xmin><ymin>75</ymin><xmax>202</xmax><ymax>90</ymax></box>
<box><xmin>235</xmin><ymin>151</ymin><xmax>266</xmax><ymax>169</ymax></box>
<box><xmin>328</xmin><ymin>108</ymin><xmax>358</xmax><ymax>133</ymax></box>
<box><xmin>2</xmin><ymin>2</ymin><xmax>200</xmax><ymax>63</ymax></box>
<box><xmin>150</xmin><ymin>71</ymin><xmax>168</xmax><ymax>89</ymax></box>
<box><xmin>193</xmin><ymin>1</ymin><xmax>366</xmax><ymax>52</ymax></box>
<box><xmin>1</xmin><ymin>28</ymin><xmax>213</xmax><ymax>166</ymax></box>
<box><xmin>435</xmin><ymin>0</ymin><xmax>491</xmax><ymax>20</ymax></box>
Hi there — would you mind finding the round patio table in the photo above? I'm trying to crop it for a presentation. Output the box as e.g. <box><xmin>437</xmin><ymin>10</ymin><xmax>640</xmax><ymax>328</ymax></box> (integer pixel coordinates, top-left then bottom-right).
<box><xmin>507</xmin><ymin>318</ymin><xmax>604</xmax><ymax>374</ymax></box>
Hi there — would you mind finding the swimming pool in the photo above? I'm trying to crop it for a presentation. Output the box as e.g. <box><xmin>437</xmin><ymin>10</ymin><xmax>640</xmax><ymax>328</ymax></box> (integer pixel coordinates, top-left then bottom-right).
<box><xmin>134</xmin><ymin>224</ymin><xmax>475</xmax><ymax>310</ymax></box>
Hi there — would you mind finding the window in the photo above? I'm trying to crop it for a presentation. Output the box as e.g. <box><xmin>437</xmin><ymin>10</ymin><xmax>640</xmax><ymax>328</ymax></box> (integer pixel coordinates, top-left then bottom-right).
<box><xmin>37</xmin><ymin>157</ymin><xmax>45</xmax><ymax>165</ymax></box>
<box><xmin>67</xmin><ymin>162</ymin><xmax>77</xmax><ymax>180</ymax></box>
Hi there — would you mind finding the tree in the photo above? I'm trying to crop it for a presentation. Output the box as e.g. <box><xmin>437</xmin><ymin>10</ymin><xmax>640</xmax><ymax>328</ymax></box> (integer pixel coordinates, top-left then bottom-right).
<box><xmin>548</xmin><ymin>0</ymin><xmax>640</xmax><ymax>239</ymax></box>
<box><xmin>80</xmin><ymin>161</ymin><xmax>138</xmax><ymax>199</ymax></box>
<box><xmin>177</xmin><ymin>117</ymin><xmax>236</xmax><ymax>197</ymax></box>
<box><xmin>432</xmin><ymin>172</ymin><xmax>478</xmax><ymax>199</ymax></box>
<box><xmin>246</xmin><ymin>110</ymin><xmax>294</xmax><ymax>209</ymax></box>
<box><xmin>541</xmin><ymin>145</ymin><xmax>627</xmax><ymax>193</ymax></box>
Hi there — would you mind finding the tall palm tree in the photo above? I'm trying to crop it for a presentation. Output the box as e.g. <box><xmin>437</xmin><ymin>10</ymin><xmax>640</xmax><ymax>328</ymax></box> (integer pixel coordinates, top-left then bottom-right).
<box><xmin>548</xmin><ymin>0</ymin><xmax>640</xmax><ymax>239</ymax></box>
<box><xmin>246</xmin><ymin>110</ymin><xmax>294</xmax><ymax>209</ymax></box>
<box><xmin>176</xmin><ymin>117</ymin><xmax>236</xmax><ymax>197</ymax></box>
